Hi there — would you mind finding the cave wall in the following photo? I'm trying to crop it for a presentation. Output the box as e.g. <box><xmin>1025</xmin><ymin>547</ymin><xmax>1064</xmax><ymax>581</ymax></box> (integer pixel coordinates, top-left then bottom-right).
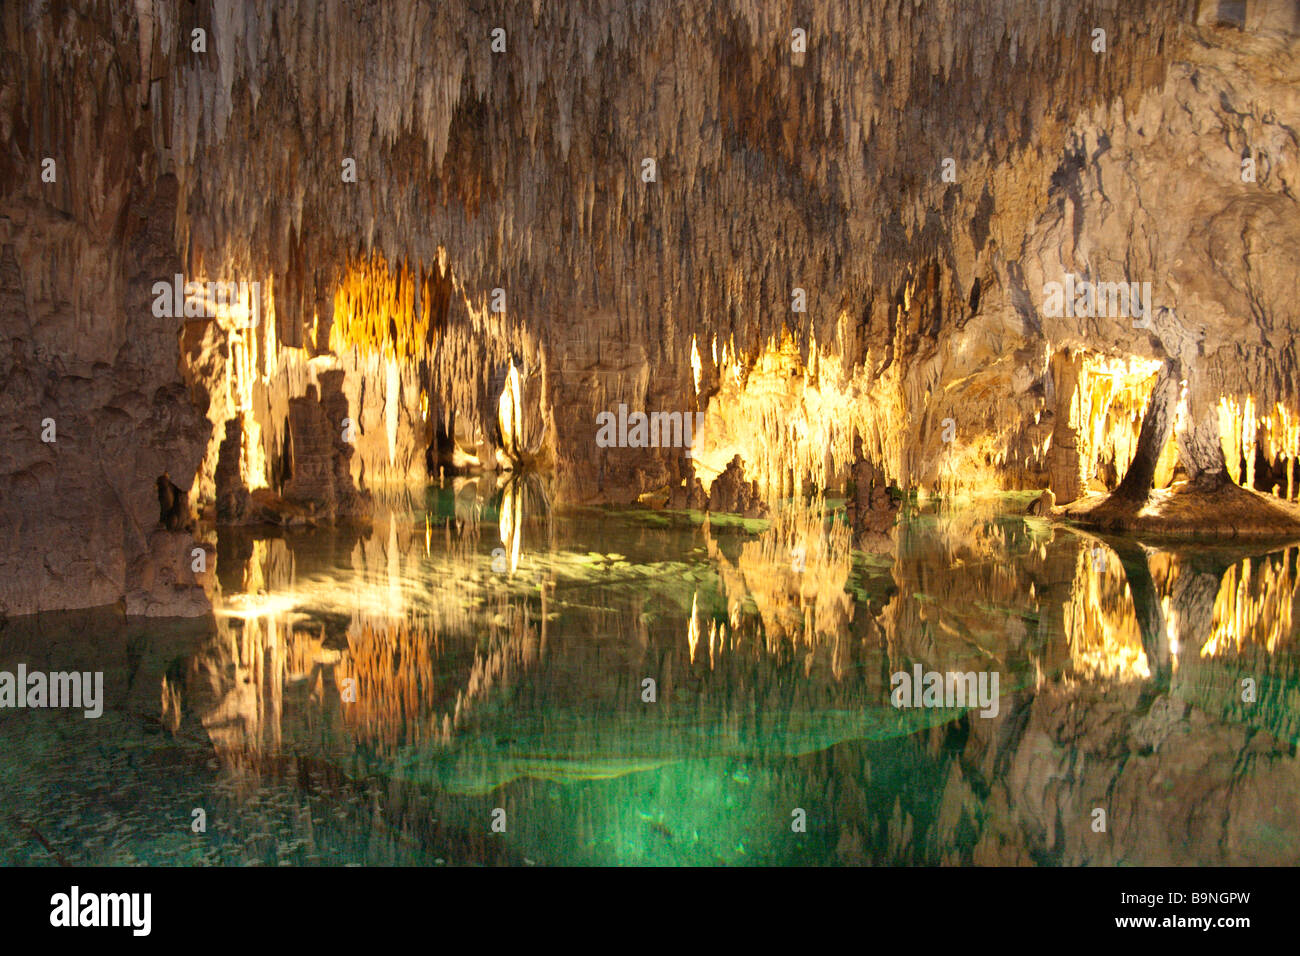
<box><xmin>153</xmin><ymin>0</ymin><xmax>1212</xmax><ymax>504</ymax></box>
<box><xmin>0</xmin><ymin>3</ymin><xmax>210</xmax><ymax>616</ymax></box>
<box><xmin>3</xmin><ymin>0</ymin><xmax>1299</xmax><ymax>615</ymax></box>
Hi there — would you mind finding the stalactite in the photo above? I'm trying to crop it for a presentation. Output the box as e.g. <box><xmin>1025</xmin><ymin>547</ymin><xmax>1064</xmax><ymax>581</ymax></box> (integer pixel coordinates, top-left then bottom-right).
<box><xmin>3</xmin><ymin>0</ymin><xmax>1298</xmax><ymax>616</ymax></box>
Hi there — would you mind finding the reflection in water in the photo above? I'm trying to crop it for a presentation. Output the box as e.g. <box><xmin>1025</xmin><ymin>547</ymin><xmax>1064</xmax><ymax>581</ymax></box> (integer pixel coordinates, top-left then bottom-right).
<box><xmin>1201</xmin><ymin>552</ymin><xmax>1296</xmax><ymax>658</ymax></box>
<box><xmin>2</xmin><ymin>489</ymin><xmax>1300</xmax><ymax>865</ymax></box>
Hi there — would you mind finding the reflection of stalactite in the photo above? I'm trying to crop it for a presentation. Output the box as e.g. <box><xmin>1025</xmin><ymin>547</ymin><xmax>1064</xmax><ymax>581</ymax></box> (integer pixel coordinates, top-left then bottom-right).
<box><xmin>493</xmin><ymin>471</ymin><xmax>554</xmax><ymax>576</ymax></box>
<box><xmin>498</xmin><ymin>473</ymin><xmax>524</xmax><ymax>575</ymax></box>
<box><xmin>1063</xmin><ymin>537</ymin><xmax>1300</xmax><ymax>711</ymax></box>
<box><xmin>177</xmin><ymin>613</ymin><xmax>295</xmax><ymax>793</ymax></box>
<box><xmin>172</xmin><ymin>499</ymin><xmax>1300</xmax><ymax>862</ymax></box>
<box><xmin>1182</xmin><ymin>548</ymin><xmax>1300</xmax><ymax>746</ymax></box>
<box><xmin>450</xmin><ymin>603</ymin><xmax>542</xmax><ymax>733</ymax></box>
<box><xmin>1109</xmin><ymin>537</ymin><xmax>1175</xmax><ymax>693</ymax></box>
<box><xmin>707</xmin><ymin>501</ymin><xmax>853</xmax><ymax>656</ymax></box>
<box><xmin>879</xmin><ymin>509</ymin><xmax>1046</xmax><ymax>688</ymax></box>
<box><xmin>335</xmin><ymin>621</ymin><xmax>438</xmax><ymax>749</ymax></box>
<box><xmin>1201</xmin><ymin>549</ymin><xmax>1299</xmax><ymax>658</ymax></box>
<box><xmin>1063</xmin><ymin>540</ymin><xmax>1151</xmax><ymax>680</ymax></box>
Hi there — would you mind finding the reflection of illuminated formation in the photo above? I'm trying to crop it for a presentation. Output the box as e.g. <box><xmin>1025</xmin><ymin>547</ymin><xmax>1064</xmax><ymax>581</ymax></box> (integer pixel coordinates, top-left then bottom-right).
<box><xmin>178</xmin><ymin>593</ymin><xmax>548</xmax><ymax>782</ymax></box>
<box><xmin>877</xmin><ymin>509</ymin><xmax>1054</xmax><ymax>684</ymax></box>
<box><xmin>1063</xmin><ymin>541</ymin><xmax>1300</xmax><ymax>684</ymax></box>
<box><xmin>916</xmin><ymin>541</ymin><xmax>1300</xmax><ymax>866</ymax></box>
<box><xmin>168</xmin><ymin>492</ymin><xmax>1300</xmax><ymax>864</ymax></box>
<box><xmin>1063</xmin><ymin>544</ymin><xmax>1151</xmax><ymax>680</ymax></box>
<box><xmin>332</xmin><ymin>602</ymin><xmax>542</xmax><ymax>755</ymax></box>
<box><xmin>707</xmin><ymin>503</ymin><xmax>853</xmax><ymax>655</ymax></box>
<box><xmin>333</xmin><ymin>622</ymin><xmax>439</xmax><ymax>749</ymax></box>
<box><xmin>1201</xmin><ymin>551</ymin><xmax>1298</xmax><ymax>658</ymax></box>
<box><xmin>177</xmin><ymin>491</ymin><xmax>553</xmax><ymax>780</ymax></box>
<box><xmin>497</xmin><ymin>472</ymin><xmax>552</xmax><ymax>575</ymax></box>
<box><xmin>162</xmin><ymin>613</ymin><xmax>297</xmax><ymax>789</ymax></box>
<box><xmin>1173</xmin><ymin>548</ymin><xmax>1300</xmax><ymax>749</ymax></box>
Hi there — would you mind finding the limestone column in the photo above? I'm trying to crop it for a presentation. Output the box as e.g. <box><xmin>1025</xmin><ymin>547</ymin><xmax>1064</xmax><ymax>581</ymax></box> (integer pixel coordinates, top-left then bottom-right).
<box><xmin>1112</xmin><ymin>359</ymin><xmax>1181</xmax><ymax>503</ymax></box>
<box><xmin>1176</xmin><ymin>377</ymin><xmax>1232</xmax><ymax>490</ymax></box>
<box><xmin>1154</xmin><ymin>307</ymin><xmax>1230</xmax><ymax>491</ymax></box>
<box><xmin>1045</xmin><ymin>350</ymin><xmax>1085</xmax><ymax>504</ymax></box>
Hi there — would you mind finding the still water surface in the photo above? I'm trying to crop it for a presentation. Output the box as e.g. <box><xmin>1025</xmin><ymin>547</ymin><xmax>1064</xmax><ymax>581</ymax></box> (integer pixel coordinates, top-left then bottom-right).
<box><xmin>2</xmin><ymin>481</ymin><xmax>1298</xmax><ymax>865</ymax></box>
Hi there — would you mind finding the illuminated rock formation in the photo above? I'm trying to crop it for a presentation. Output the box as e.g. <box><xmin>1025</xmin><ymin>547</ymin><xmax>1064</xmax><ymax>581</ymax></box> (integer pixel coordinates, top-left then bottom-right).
<box><xmin>2</xmin><ymin>1</ymin><xmax>1299</xmax><ymax>614</ymax></box>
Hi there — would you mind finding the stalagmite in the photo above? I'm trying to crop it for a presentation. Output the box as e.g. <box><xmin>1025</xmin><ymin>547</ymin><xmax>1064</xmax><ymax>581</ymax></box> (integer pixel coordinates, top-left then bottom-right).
<box><xmin>1177</xmin><ymin>382</ymin><xmax>1233</xmax><ymax>491</ymax></box>
<box><xmin>1112</xmin><ymin>361</ymin><xmax>1182</xmax><ymax>504</ymax></box>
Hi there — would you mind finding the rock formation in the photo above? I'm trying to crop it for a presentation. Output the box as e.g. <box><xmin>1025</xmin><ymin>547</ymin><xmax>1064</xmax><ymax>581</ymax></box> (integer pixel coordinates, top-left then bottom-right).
<box><xmin>849</xmin><ymin>454</ymin><xmax>901</xmax><ymax>548</ymax></box>
<box><xmin>707</xmin><ymin>455</ymin><xmax>768</xmax><ymax>518</ymax></box>
<box><xmin>2</xmin><ymin>1</ymin><xmax>1299</xmax><ymax>614</ymax></box>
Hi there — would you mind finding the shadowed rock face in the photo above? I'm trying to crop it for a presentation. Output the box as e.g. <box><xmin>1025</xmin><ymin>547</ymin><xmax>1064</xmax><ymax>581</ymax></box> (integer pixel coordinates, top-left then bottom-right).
<box><xmin>2</xmin><ymin>2</ymin><xmax>1299</xmax><ymax>614</ymax></box>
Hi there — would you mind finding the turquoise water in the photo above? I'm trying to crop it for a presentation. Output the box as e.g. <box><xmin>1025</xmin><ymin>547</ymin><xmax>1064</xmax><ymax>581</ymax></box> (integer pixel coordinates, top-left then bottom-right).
<box><xmin>2</xmin><ymin>482</ymin><xmax>1298</xmax><ymax>866</ymax></box>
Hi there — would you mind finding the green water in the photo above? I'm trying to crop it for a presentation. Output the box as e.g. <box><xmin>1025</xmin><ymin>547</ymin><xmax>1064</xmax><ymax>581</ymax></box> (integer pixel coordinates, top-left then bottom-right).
<box><xmin>2</xmin><ymin>484</ymin><xmax>1299</xmax><ymax>866</ymax></box>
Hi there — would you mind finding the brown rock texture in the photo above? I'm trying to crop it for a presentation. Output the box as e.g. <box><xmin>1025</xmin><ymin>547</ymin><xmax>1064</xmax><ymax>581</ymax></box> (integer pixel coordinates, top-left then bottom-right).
<box><xmin>281</xmin><ymin>376</ymin><xmax>371</xmax><ymax>523</ymax></box>
<box><xmin>1</xmin><ymin>1</ymin><xmax>1298</xmax><ymax>613</ymax></box>
<box><xmin>850</xmin><ymin>456</ymin><xmax>900</xmax><ymax>548</ymax></box>
<box><xmin>707</xmin><ymin>455</ymin><xmax>768</xmax><ymax>518</ymax></box>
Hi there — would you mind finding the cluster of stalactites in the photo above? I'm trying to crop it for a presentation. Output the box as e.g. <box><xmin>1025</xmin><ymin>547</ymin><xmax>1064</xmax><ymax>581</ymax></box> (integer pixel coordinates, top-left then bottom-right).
<box><xmin>323</xmin><ymin>252</ymin><xmax>543</xmax><ymax>455</ymax></box>
<box><xmin>1218</xmin><ymin>396</ymin><xmax>1300</xmax><ymax>501</ymax></box>
<box><xmin>1072</xmin><ymin>352</ymin><xmax>1172</xmax><ymax>490</ymax></box>
<box><xmin>329</xmin><ymin>254</ymin><xmax>448</xmax><ymax>361</ymax></box>
<box><xmin>148</xmin><ymin>0</ymin><xmax>1193</xmax><ymax>365</ymax></box>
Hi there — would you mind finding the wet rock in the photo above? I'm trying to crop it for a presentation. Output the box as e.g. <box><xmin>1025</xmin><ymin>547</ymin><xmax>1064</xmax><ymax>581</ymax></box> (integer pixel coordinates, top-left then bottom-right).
<box><xmin>707</xmin><ymin>456</ymin><xmax>767</xmax><ymax>518</ymax></box>
<box><xmin>214</xmin><ymin>418</ymin><xmax>250</xmax><ymax>523</ymax></box>
<box><xmin>849</xmin><ymin>457</ymin><xmax>900</xmax><ymax>549</ymax></box>
<box><xmin>1066</xmin><ymin>479</ymin><xmax>1300</xmax><ymax>539</ymax></box>
<box><xmin>245</xmin><ymin>489</ymin><xmax>316</xmax><ymax>527</ymax></box>
<box><xmin>668</xmin><ymin>476</ymin><xmax>708</xmax><ymax>510</ymax></box>
<box><xmin>279</xmin><ymin>379</ymin><xmax>372</xmax><ymax>523</ymax></box>
<box><xmin>1025</xmin><ymin>490</ymin><xmax>1056</xmax><ymax>516</ymax></box>
<box><xmin>123</xmin><ymin>530</ymin><xmax>210</xmax><ymax>617</ymax></box>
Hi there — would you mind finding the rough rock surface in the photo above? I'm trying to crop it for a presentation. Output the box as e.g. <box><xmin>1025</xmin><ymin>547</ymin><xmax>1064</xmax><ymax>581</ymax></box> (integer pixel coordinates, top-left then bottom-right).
<box><xmin>281</xmin><ymin>377</ymin><xmax>372</xmax><ymax>523</ymax></box>
<box><xmin>707</xmin><ymin>455</ymin><xmax>768</xmax><ymax>518</ymax></box>
<box><xmin>2</xmin><ymin>2</ymin><xmax>1299</xmax><ymax>613</ymax></box>
<box><xmin>1026</xmin><ymin>489</ymin><xmax>1056</xmax><ymax>516</ymax></box>
<box><xmin>849</xmin><ymin>456</ymin><xmax>900</xmax><ymax>549</ymax></box>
